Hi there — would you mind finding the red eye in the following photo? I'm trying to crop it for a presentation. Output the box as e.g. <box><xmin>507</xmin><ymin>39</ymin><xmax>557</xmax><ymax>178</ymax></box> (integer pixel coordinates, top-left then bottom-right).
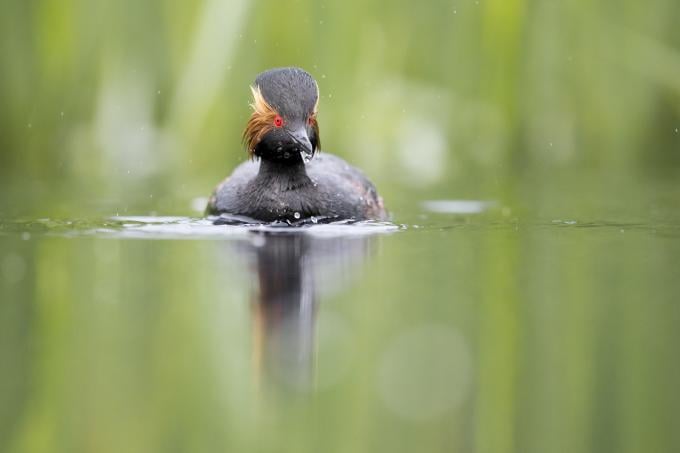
<box><xmin>308</xmin><ymin>116</ymin><xmax>316</xmax><ymax>126</ymax></box>
<box><xmin>273</xmin><ymin>115</ymin><xmax>284</xmax><ymax>128</ymax></box>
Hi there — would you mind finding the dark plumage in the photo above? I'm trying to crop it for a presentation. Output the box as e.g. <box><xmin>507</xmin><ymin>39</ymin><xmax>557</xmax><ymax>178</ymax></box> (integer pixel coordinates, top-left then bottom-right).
<box><xmin>206</xmin><ymin>67</ymin><xmax>387</xmax><ymax>222</ymax></box>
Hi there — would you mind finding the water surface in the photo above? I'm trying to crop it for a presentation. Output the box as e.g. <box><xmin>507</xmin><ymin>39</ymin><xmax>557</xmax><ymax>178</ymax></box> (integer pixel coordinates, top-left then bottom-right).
<box><xmin>2</xmin><ymin>191</ymin><xmax>680</xmax><ymax>453</ymax></box>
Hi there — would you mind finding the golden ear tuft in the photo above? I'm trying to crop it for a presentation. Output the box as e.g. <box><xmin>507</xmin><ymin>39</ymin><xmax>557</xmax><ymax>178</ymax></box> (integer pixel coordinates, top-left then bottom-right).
<box><xmin>250</xmin><ymin>86</ymin><xmax>273</xmax><ymax>115</ymax></box>
<box><xmin>242</xmin><ymin>86</ymin><xmax>278</xmax><ymax>157</ymax></box>
<box><xmin>313</xmin><ymin>82</ymin><xmax>320</xmax><ymax>116</ymax></box>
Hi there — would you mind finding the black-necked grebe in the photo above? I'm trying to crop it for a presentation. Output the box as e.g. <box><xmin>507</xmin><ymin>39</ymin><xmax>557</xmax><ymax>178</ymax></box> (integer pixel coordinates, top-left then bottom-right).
<box><xmin>206</xmin><ymin>67</ymin><xmax>387</xmax><ymax>222</ymax></box>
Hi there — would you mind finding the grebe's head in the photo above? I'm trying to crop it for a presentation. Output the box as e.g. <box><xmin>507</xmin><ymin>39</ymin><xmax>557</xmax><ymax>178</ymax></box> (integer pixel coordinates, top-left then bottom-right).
<box><xmin>243</xmin><ymin>67</ymin><xmax>320</xmax><ymax>163</ymax></box>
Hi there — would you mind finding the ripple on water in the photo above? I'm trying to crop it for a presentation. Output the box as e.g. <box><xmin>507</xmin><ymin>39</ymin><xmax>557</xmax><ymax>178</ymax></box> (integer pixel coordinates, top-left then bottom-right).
<box><xmin>0</xmin><ymin>216</ymin><xmax>400</xmax><ymax>240</ymax></box>
<box><xmin>138</xmin><ymin>216</ymin><xmax>400</xmax><ymax>239</ymax></box>
<box><xmin>421</xmin><ymin>200</ymin><xmax>496</xmax><ymax>214</ymax></box>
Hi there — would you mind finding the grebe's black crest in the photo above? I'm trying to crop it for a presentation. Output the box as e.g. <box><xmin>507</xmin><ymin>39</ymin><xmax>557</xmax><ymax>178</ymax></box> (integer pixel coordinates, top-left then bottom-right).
<box><xmin>255</xmin><ymin>68</ymin><xmax>318</xmax><ymax>122</ymax></box>
<box><xmin>243</xmin><ymin>67</ymin><xmax>320</xmax><ymax>162</ymax></box>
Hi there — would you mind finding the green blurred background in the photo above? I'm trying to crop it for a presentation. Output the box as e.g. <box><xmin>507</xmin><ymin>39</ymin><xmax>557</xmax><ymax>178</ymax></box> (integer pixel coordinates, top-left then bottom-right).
<box><xmin>1</xmin><ymin>1</ymin><xmax>680</xmax><ymax>452</ymax></box>
<box><xmin>1</xmin><ymin>0</ymin><xmax>678</xmax><ymax>216</ymax></box>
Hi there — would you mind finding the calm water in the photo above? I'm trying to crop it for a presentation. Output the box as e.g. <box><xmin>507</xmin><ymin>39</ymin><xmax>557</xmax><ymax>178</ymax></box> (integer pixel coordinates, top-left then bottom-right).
<box><xmin>2</xmin><ymin>182</ymin><xmax>680</xmax><ymax>453</ymax></box>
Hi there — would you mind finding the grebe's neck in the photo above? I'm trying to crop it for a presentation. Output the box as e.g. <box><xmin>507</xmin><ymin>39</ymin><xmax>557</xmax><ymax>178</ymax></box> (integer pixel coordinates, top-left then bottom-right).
<box><xmin>255</xmin><ymin>157</ymin><xmax>312</xmax><ymax>191</ymax></box>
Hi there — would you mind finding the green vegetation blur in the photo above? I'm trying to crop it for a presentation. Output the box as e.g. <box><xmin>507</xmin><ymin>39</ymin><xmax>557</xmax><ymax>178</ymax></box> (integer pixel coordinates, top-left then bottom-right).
<box><xmin>1</xmin><ymin>0</ymin><xmax>678</xmax><ymax>217</ymax></box>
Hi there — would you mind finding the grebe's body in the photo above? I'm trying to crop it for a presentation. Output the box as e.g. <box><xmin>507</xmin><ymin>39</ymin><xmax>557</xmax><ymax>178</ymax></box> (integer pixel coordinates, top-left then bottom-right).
<box><xmin>207</xmin><ymin>153</ymin><xmax>385</xmax><ymax>222</ymax></box>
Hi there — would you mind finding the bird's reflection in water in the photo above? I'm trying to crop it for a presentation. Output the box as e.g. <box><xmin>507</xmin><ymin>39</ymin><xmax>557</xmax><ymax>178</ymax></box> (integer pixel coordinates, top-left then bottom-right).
<box><xmin>237</xmin><ymin>231</ymin><xmax>375</xmax><ymax>393</ymax></box>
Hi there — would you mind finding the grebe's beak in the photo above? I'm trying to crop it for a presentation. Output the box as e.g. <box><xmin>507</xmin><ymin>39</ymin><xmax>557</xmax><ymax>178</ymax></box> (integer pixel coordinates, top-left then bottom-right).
<box><xmin>286</xmin><ymin>127</ymin><xmax>314</xmax><ymax>161</ymax></box>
